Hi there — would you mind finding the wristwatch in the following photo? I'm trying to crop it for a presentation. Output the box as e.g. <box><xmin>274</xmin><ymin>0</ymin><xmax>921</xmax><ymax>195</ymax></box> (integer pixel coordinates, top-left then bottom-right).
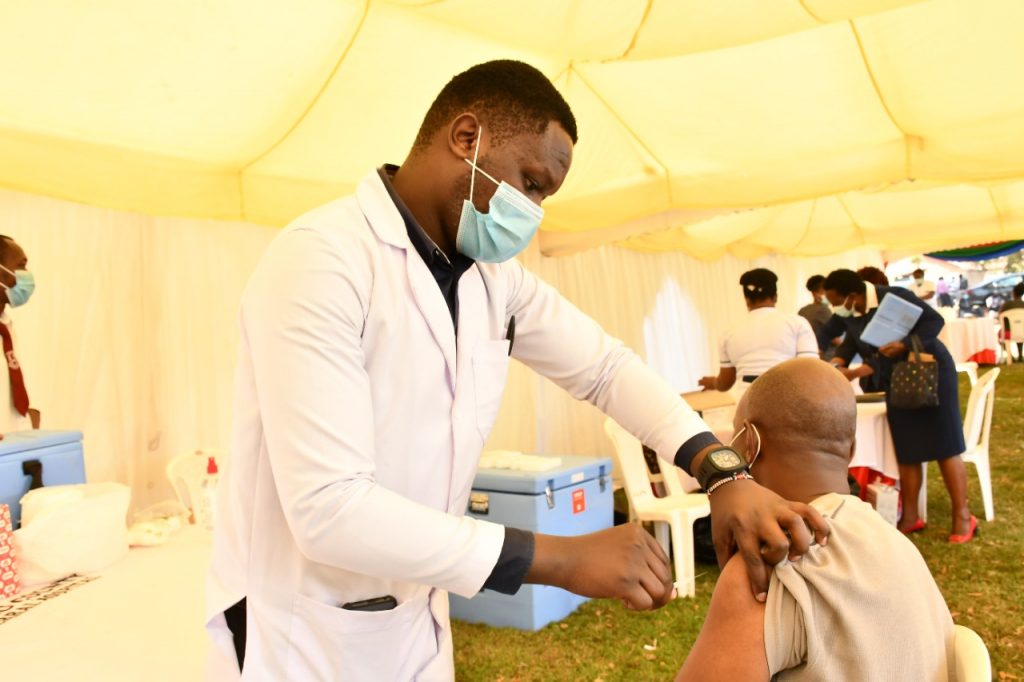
<box><xmin>696</xmin><ymin>446</ymin><xmax>748</xmax><ymax>491</ymax></box>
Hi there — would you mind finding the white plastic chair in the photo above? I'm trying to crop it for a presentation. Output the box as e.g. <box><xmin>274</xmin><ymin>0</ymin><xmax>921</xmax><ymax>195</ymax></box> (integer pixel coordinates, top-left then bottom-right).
<box><xmin>961</xmin><ymin>368</ymin><xmax>999</xmax><ymax>521</ymax></box>
<box><xmin>918</xmin><ymin>367</ymin><xmax>999</xmax><ymax>523</ymax></box>
<box><xmin>603</xmin><ymin>418</ymin><xmax>710</xmax><ymax>598</ymax></box>
<box><xmin>165</xmin><ymin>449</ymin><xmax>224</xmax><ymax>523</ymax></box>
<box><xmin>999</xmin><ymin>309</ymin><xmax>1024</xmax><ymax>363</ymax></box>
<box><xmin>953</xmin><ymin>624</ymin><xmax>992</xmax><ymax>682</ymax></box>
<box><xmin>955</xmin><ymin>361</ymin><xmax>978</xmax><ymax>387</ymax></box>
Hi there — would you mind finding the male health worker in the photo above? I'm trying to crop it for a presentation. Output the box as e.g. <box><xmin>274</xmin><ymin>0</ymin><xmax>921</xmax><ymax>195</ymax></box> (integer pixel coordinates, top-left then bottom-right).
<box><xmin>206</xmin><ymin>60</ymin><xmax>827</xmax><ymax>681</ymax></box>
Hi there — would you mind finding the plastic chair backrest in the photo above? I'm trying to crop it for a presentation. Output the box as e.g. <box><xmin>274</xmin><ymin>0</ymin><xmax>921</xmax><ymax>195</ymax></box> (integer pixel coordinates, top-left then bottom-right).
<box><xmin>603</xmin><ymin>419</ymin><xmax>656</xmax><ymax>503</ymax></box>
<box><xmin>1001</xmin><ymin>308</ymin><xmax>1024</xmax><ymax>342</ymax></box>
<box><xmin>953</xmin><ymin>624</ymin><xmax>992</xmax><ymax>682</ymax></box>
<box><xmin>962</xmin><ymin>368</ymin><xmax>999</xmax><ymax>452</ymax></box>
<box><xmin>660</xmin><ymin>455</ymin><xmax>702</xmax><ymax>496</ymax></box>
<box><xmin>165</xmin><ymin>449</ymin><xmax>223</xmax><ymax>516</ymax></box>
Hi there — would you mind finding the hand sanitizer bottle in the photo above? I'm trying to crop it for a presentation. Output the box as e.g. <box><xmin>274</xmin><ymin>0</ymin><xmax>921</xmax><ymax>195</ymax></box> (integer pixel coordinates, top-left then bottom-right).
<box><xmin>200</xmin><ymin>455</ymin><xmax>219</xmax><ymax>531</ymax></box>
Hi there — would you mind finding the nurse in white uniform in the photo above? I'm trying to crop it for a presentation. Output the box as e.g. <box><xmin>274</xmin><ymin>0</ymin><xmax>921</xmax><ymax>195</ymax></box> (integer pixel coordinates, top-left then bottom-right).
<box><xmin>699</xmin><ymin>268</ymin><xmax>819</xmax><ymax>396</ymax></box>
<box><xmin>207</xmin><ymin>62</ymin><xmax>828</xmax><ymax>681</ymax></box>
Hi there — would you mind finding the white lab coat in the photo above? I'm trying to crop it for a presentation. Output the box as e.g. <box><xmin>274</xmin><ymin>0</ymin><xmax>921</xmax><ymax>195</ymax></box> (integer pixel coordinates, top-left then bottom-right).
<box><xmin>206</xmin><ymin>170</ymin><xmax>710</xmax><ymax>681</ymax></box>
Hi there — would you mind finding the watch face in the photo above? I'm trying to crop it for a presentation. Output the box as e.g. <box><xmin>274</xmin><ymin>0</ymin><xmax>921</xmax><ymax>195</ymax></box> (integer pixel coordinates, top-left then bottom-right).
<box><xmin>711</xmin><ymin>450</ymin><xmax>744</xmax><ymax>469</ymax></box>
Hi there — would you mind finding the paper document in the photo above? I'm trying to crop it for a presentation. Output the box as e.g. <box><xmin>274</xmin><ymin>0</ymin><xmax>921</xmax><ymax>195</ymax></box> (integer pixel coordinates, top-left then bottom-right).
<box><xmin>861</xmin><ymin>293</ymin><xmax>923</xmax><ymax>347</ymax></box>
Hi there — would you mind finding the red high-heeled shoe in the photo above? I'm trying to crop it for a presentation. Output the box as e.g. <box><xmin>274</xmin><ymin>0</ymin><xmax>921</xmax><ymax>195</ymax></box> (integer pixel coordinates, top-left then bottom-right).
<box><xmin>949</xmin><ymin>515</ymin><xmax>978</xmax><ymax>544</ymax></box>
<box><xmin>900</xmin><ymin>518</ymin><xmax>926</xmax><ymax>535</ymax></box>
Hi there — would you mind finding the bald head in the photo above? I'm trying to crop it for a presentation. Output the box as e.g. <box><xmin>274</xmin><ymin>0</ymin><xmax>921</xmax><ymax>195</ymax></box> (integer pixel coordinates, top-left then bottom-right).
<box><xmin>734</xmin><ymin>359</ymin><xmax>857</xmax><ymax>501</ymax></box>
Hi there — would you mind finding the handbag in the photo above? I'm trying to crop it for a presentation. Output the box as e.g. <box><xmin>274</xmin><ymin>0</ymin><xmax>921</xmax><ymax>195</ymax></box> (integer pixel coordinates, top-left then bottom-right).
<box><xmin>889</xmin><ymin>335</ymin><xmax>940</xmax><ymax>409</ymax></box>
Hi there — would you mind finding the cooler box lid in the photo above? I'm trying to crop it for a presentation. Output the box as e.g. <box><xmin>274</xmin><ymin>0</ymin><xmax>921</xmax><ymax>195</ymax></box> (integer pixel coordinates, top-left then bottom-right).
<box><xmin>472</xmin><ymin>455</ymin><xmax>611</xmax><ymax>494</ymax></box>
<box><xmin>0</xmin><ymin>430</ymin><xmax>83</xmax><ymax>456</ymax></box>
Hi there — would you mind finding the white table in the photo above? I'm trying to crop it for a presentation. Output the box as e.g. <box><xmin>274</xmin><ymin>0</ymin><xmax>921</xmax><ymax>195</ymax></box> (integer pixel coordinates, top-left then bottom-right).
<box><xmin>2</xmin><ymin>526</ymin><xmax>211</xmax><ymax>681</ymax></box>
<box><xmin>850</xmin><ymin>401</ymin><xmax>899</xmax><ymax>479</ymax></box>
<box><xmin>939</xmin><ymin>318</ymin><xmax>999</xmax><ymax>364</ymax></box>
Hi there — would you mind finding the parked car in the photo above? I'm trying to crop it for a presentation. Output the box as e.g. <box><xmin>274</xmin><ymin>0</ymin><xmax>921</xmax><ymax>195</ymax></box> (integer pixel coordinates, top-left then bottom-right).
<box><xmin>959</xmin><ymin>273</ymin><xmax>1024</xmax><ymax>316</ymax></box>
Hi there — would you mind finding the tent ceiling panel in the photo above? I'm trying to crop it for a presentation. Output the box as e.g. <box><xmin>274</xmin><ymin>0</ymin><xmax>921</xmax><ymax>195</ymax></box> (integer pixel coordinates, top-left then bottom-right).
<box><xmin>0</xmin><ymin>0</ymin><xmax>1021</xmax><ymax>258</ymax></box>
<box><xmin>575</xmin><ymin>23</ymin><xmax>907</xmax><ymax>208</ymax></box>
<box><xmin>0</xmin><ymin>0</ymin><xmax>358</xmax><ymax>161</ymax></box>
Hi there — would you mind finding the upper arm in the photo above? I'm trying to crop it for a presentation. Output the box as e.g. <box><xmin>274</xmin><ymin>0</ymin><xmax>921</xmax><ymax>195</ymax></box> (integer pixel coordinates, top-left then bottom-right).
<box><xmin>717</xmin><ymin>366</ymin><xmax>737</xmax><ymax>390</ymax></box>
<box><xmin>501</xmin><ymin>259</ymin><xmax>631</xmax><ymax>397</ymax></box>
<box><xmin>676</xmin><ymin>555</ymin><xmax>769</xmax><ymax>682</ymax></box>
<box><xmin>719</xmin><ymin>334</ymin><xmax>734</xmax><ymax>367</ymax></box>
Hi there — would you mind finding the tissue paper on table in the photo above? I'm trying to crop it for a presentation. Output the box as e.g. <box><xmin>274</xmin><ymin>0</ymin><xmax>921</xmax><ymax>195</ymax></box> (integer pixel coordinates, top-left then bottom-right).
<box><xmin>0</xmin><ymin>503</ymin><xmax>18</xmax><ymax>599</ymax></box>
<box><xmin>13</xmin><ymin>482</ymin><xmax>131</xmax><ymax>589</ymax></box>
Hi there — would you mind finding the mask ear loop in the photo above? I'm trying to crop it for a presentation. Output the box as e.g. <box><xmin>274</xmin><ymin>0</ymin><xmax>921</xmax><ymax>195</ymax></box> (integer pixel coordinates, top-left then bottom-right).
<box><xmin>469</xmin><ymin>125</ymin><xmax>482</xmax><ymax>203</ymax></box>
<box><xmin>748</xmin><ymin>422</ymin><xmax>763</xmax><ymax>468</ymax></box>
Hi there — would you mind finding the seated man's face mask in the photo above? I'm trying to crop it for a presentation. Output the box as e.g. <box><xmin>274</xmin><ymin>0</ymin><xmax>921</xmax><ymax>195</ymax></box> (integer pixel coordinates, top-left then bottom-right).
<box><xmin>0</xmin><ymin>264</ymin><xmax>34</xmax><ymax>308</ymax></box>
<box><xmin>456</xmin><ymin>127</ymin><xmax>544</xmax><ymax>263</ymax></box>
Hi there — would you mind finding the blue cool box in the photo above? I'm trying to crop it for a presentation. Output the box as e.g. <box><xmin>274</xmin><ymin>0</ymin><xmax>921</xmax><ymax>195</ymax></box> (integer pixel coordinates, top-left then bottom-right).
<box><xmin>0</xmin><ymin>430</ymin><xmax>86</xmax><ymax>528</ymax></box>
<box><xmin>449</xmin><ymin>455</ymin><xmax>613</xmax><ymax>631</ymax></box>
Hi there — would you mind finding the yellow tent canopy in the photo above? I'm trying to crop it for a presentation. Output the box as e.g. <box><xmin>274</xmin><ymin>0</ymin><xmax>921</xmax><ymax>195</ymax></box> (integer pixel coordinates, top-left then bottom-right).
<box><xmin>1</xmin><ymin>0</ymin><xmax>1022</xmax><ymax>258</ymax></box>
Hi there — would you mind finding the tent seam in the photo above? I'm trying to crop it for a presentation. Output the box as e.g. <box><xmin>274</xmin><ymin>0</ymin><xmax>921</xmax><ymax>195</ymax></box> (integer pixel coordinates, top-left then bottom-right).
<box><xmin>836</xmin><ymin>195</ymin><xmax>869</xmax><ymax>248</ymax></box>
<box><xmin>848</xmin><ymin>19</ymin><xmax>913</xmax><ymax>180</ymax></box>
<box><xmin>791</xmin><ymin>198</ymin><xmax>818</xmax><ymax>252</ymax></box>
<box><xmin>796</xmin><ymin>0</ymin><xmax>828</xmax><ymax>24</ymax></box>
<box><xmin>570</xmin><ymin>64</ymin><xmax>675</xmax><ymax>207</ymax></box>
<box><xmin>986</xmin><ymin>187</ymin><xmax>1006</xmax><ymax>237</ymax></box>
<box><xmin>616</xmin><ymin>0</ymin><xmax>654</xmax><ymax>60</ymax></box>
<box><xmin>236</xmin><ymin>0</ymin><xmax>372</xmax><ymax>218</ymax></box>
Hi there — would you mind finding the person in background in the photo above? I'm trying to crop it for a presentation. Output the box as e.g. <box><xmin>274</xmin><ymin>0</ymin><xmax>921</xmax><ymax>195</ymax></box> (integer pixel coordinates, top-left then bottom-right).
<box><xmin>856</xmin><ymin>265</ymin><xmax>889</xmax><ymax>286</ymax></box>
<box><xmin>815</xmin><ymin>265</ymin><xmax>890</xmax><ymax>356</ymax></box>
<box><xmin>699</xmin><ymin>268</ymin><xmax>818</xmax><ymax>393</ymax></box>
<box><xmin>0</xmin><ymin>235</ymin><xmax>38</xmax><ymax>433</ymax></box>
<box><xmin>998</xmin><ymin>281</ymin><xmax>1024</xmax><ymax>360</ymax></box>
<box><xmin>675</xmin><ymin>359</ymin><xmax>955</xmax><ymax>681</ymax></box>
<box><xmin>935</xmin><ymin>277</ymin><xmax>954</xmax><ymax>308</ymax></box>
<box><xmin>797</xmin><ymin>275</ymin><xmax>836</xmax><ymax>359</ymax></box>
<box><xmin>823</xmin><ymin>269</ymin><xmax>976</xmax><ymax>542</ymax></box>
<box><xmin>909</xmin><ymin>267</ymin><xmax>935</xmax><ymax>301</ymax></box>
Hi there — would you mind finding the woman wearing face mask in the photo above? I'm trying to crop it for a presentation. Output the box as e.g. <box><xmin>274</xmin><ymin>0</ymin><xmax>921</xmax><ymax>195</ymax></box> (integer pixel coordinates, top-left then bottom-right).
<box><xmin>0</xmin><ymin>234</ymin><xmax>37</xmax><ymax>432</ymax></box>
<box><xmin>823</xmin><ymin>269</ymin><xmax>976</xmax><ymax>543</ymax></box>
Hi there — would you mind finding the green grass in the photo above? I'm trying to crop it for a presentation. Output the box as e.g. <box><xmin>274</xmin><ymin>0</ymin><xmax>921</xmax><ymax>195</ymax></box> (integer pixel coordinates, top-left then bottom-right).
<box><xmin>453</xmin><ymin>364</ymin><xmax>1024</xmax><ymax>681</ymax></box>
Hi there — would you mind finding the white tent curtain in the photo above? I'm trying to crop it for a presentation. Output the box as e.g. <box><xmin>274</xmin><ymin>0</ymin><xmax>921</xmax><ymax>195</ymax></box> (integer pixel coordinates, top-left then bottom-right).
<box><xmin>4</xmin><ymin>189</ymin><xmax>875</xmax><ymax>508</ymax></box>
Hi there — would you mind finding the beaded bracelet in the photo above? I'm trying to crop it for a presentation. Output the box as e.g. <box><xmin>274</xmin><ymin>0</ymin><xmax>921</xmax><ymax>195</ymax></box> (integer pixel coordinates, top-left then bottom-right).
<box><xmin>706</xmin><ymin>471</ymin><xmax>755</xmax><ymax>496</ymax></box>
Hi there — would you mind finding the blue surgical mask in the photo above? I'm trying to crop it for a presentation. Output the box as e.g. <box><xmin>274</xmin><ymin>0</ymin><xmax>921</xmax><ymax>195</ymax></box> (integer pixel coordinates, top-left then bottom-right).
<box><xmin>1</xmin><ymin>265</ymin><xmax>34</xmax><ymax>307</ymax></box>
<box><xmin>456</xmin><ymin>127</ymin><xmax>544</xmax><ymax>263</ymax></box>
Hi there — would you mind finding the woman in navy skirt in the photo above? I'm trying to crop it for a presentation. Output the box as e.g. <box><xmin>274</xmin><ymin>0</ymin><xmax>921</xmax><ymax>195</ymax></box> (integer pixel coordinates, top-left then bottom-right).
<box><xmin>823</xmin><ymin>269</ymin><xmax>977</xmax><ymax>542</ymax></box>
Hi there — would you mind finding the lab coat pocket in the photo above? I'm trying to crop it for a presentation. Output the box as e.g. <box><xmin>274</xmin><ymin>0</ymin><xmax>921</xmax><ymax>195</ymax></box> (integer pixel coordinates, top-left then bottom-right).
<box><xmin>473</xmin><ymin>340</ymin><xmax>511</xmax><ymax>441</ymax></box>
<box><xmin>286</xmin><ymin>593</ymin><xmax>437</xmax><ymax>681</ymax></box>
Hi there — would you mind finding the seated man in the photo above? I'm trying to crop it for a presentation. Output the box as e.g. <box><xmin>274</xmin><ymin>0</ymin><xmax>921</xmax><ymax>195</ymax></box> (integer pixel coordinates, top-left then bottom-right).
<box><xmin>676</xmin><ymin>358</ymin><xmax>955</xmax><ymax>681</ymax></box>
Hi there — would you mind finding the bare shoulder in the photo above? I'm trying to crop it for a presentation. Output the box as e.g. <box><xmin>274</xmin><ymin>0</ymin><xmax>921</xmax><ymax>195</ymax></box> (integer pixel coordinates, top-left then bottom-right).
<box><xmin>674</xmin><ymin>555</ymin><xmax>769</xmax><ymax>682</ymax></box>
